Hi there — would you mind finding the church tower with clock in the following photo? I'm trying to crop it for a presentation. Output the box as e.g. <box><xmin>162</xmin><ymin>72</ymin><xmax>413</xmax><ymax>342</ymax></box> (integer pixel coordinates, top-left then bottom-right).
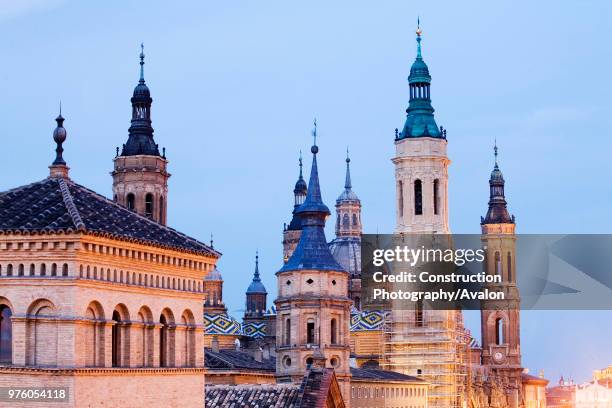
<box><xmin>480</xmin><ymin>144</ymin><xmax>522</xmax><ymax>408</ymax></box>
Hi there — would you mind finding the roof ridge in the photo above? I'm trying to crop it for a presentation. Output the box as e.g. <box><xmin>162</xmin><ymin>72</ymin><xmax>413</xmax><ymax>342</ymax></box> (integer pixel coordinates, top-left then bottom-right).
<box><xmin>65</xmin><ymin>179</ymin><xmax>219</xmax><ymax>256</ymax></box>
<box><xmin>57</xmin><ymin>178</ymin><xmax>86</xmax><ymax>231</ymax></box>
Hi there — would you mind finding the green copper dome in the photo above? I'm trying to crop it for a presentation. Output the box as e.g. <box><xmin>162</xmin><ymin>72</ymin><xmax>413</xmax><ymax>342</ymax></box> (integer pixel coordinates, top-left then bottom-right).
<box><xmin>397</xmin><ymin>25</ymin><xmax>444</xmax><ymax>140</ymax></box>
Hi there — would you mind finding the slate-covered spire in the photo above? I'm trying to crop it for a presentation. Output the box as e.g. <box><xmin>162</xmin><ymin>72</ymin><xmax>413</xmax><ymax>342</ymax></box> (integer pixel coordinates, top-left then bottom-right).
<box><xmin>121</xmin><ymin>44</ymin><xmax>160</xmax><ymax>157</ymax></box>
<box><xmin>49</xmin><ymin>106</ymin><xmax>70</xmax><ymax>178</ymax></box>
<box><xmin>280</xmin><ymin>122</ymin><xmax>344</xmax><ymax>272</ymax></box>
<box><xmin>398</xmin><ymin>20</ymin><xmax>444</xmax><ymax>140</ymax></box>
<box><xmin>337</xmin><ymin>149</ymin><xmax>359</xmax><ymax>202</ymax></box>
<box><xmin>246</xmin><ymin>251</ymin><xmax>267</xmax><ymax>294</ymax></box>
<box><xmin>482</xmin><ymin>142</ymin><xmax>514</xmax><ymax>224</ymax></box>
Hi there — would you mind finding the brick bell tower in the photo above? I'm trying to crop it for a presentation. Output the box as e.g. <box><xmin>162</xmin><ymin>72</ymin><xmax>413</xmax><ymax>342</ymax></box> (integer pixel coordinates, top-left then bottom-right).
<box><xmin>275</xmin><ymin>125</ymin><xmax>352</xmax><ymax>405</ymax></box>
<box><xmin>480</xmin><ymin>143</ymin><xmax>522</xmax><ymax>408</ymax></box>
<box><xmin>112</xmin><ymin>44</ymin><xmax>170</xmax><ymax>224</ymax></box>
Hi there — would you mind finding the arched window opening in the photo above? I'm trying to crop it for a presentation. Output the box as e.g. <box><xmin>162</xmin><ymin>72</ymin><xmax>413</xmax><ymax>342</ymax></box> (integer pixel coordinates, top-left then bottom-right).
<box><xmin>159</xmin><ymin>196</ymin><xmax>164</xmax><ymax>222</ymax></box>
<box><xmin>284</xmin><ymin>318</ymin><xmax>291</xmax><ymax>346</ymax></box>
<box><xmin>61</xmin><ymin>264</ymin><xmax>68</xmax><ymax>277</ymax></box>
<box><xmin>495</xmin><ymin>252</ymin><xmax>501</xmax><ymax>276</ymax></box>
<box><xmin>414</xmin><ymin>180</ymin><xmax>423</xmax><ymax>215</ymax></box>
<box><xmin>145</xmin><ymin>193</ymin><xmax>154</xmax><ymax>218</ymax></box>
<box><xmin>415</xmin><ymin>299</ymin><xmax>423</xmax><ymax>327</ymax></box>
<box><xmin>160</xmin><ymin>314</ymin><xmax>168</xmax><ymax>367</ymax></box>
<box><xmin>352</xmin><ymin>213</ymin><xmax>358</xmax><ymax>226</ymax></box>
<box><xmin>29</xmin><ymin>264</ymin><xmax>35</xmax><ymax>276</ymax></box>
<box><xmin>112</xmin><ymin>310</ymin><xmax>121</xmax><ymax>367</ymax></box>
<box><xmin>331</xmin><ymin>318</ymin><xmax>338</xmax><ymax>345</ymax></box>
<box><xmin>0</xmin><ymin>305</ymin><xmax>12</xmax><ymax>363</ymax></box>
<box><xmin>398</xmin><ymin>181</ymin><xmax>404</xmax><ymax>217</ymax></box>
<box><xmin>18</xmin><ymin>264</ymin><xmax>24</xmax><ymax>276</ymax></box>
<box><xmin>6</xmin><ymin>265</ymin><xmax>12</xmax><ymax>276</ymax></box>
<box><xmin>342</xmin><ymin>213</ymin><xmax>350</xmax><ymax>228</ymax></box>
<box><xmin>507</xmin><ymin>252</ymin><xmax>512</xmax><ymax>282</ymax></box>
<box><xmin>42</xmin><ymin>264</ymin><xmax>48</xmax><ymax>276</ymax></box>
<box><xmin>433</xmin><ymin>179</ymin><xmax>440</xmax><ymax>215</ymax></box>
<box><xmin>126</xmin><ymin>193</ymin><xmax>135</xmax><ymax>211</ymax></box>
<box><xmin>306</xmin><ymin>320</ymin><xmax>315</xmax><ymax>344</ymax></box>
<box><xmin>354</xmin><ymin>297</ymin><xmax>361</xmax><ymax>310</ymax></box>
<box><xmin>495</xmin><ymin>317</ymin><xmax>504</xmax><ymax>345</ymax></box>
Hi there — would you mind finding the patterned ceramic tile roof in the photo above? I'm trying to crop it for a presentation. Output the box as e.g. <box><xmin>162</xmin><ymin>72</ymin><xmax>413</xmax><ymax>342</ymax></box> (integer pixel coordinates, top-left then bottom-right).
<box><xmin>0</xmin><ymin>177</ymin><xmax>218</xmax><ymax>256</ymax></box>
<box><xmin>350</xmin><ymin>310</ymin><xmax>385</xmax><ymax>331</ymax></box>
<box><xmin>242</xmin><ymin>321</ymin><xmax>267</xmax><ymax>339</ymax></box>
<box><xmin>204</xmin><ymin>313</ymin><xmax>242</xmax><ymax>335</ymax></box>
<box><xmin>204</xmin><ymin>349</ymin><xmax>275</xmax><ymax>372</ymax></box>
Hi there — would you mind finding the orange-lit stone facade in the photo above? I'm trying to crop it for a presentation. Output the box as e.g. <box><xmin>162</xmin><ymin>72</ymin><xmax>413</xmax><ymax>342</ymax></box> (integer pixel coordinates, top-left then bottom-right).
<box><xmin>0</xmin><ymin>232</ymin><xmax>218</xmax><ymax>408</ymax></box>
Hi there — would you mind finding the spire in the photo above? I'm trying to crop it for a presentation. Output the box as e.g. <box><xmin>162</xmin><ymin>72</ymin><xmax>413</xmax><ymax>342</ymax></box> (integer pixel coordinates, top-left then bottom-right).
<box><xmin>336</xmin><ymin>149</ymin><xmax>359</xmax><ymax>202</ymax></box>
<box><xmin>49</xmin><ymin>106</ymin><xmax>70</xmax><ymax>178</ymax></box>
<box><xmin>246</xmin><ymin>251</ymin><xmax>267</xmax><ymax>294</ymax></box>
<box><xmin>416</xmin><ymin>17</ymin><xmax>423</xmax><ymax>59</ymax></box>
<box><xmin>288</xmin><ymin>151</ymin><xmax>308</xmax><ymax>231</ymax></box>
<box><xmin>120</xmin><ymin>44</ymin><xmax>160</xmax><ymax>157</ymax></box>
<box><xmin>280</xmin><ymin>123</ymin><xmax>344</xmax><ymax>273</ymax></box>
<box><xmin>344</xmin><ymin>148</ymin><xmax>352</xmax><ymax>190</ymax></box>
<box><xmin>139</xmin><ymin>43</ymin><xmax>145</xmax><ymax>84</ymax></box>
<box><xmin>398</xmin><ymin>19</ymin><xmax>443</xmax><ymax>140</ymax></box>
<box><xmin>482</xmin><ymin>142</ymin><xmax>514</xmax><ymax>224</ymax></box>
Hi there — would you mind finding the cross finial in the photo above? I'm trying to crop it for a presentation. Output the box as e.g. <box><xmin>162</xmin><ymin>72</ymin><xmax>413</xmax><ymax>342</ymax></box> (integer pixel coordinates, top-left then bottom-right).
<box><xmin>311</xmin><ymin>118</ymin><xmax>319</xmax><ymax>154</ymax></box>
<box><xmin>298</xmin><ymin>150</ymin><xmax>303</xmax><ymax>177</ymax></box>
<box><xmin>210</xmin><ymin>233</ymin><xmax>214</xmax><ymax>249</ymax></box>
<box><xmin>494</xmin><ymin>138</ymin><xmax>498</xmax><ymax>165</ymax></box>
<box><xmin>346</xmin><ymin>147</ymin><xmax>350</xmax><ymax>163</ymax></box>
<box><xmin>139</xmin><ymin>43</ymin><xmax>145</xmax><ymax>83</ymax></box>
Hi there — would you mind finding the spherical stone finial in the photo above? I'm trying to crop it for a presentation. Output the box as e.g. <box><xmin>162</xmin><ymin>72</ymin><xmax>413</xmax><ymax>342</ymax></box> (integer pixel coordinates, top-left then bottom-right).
<box><xmin>311</xmin><ymin>145</ymin><xmax>319</xmax><ymax>154</ymax></box>
<box><xmin>416</xmin><ymin>27</ymin><xmax>422</xmax><ymax>36</ymax></box>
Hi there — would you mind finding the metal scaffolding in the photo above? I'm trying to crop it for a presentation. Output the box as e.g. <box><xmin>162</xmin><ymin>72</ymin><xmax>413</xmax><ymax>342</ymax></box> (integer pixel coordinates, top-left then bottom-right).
<box><xmin>380</xmin><ymin>308</ymin><xmax>471</xmax><ymax>408</ymax></box>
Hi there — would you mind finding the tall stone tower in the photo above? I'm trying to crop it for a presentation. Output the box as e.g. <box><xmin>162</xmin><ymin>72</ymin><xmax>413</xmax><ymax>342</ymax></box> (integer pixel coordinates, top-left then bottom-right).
<box><xmin>112</xmin><ymin>45</ymin><xmax>170</xmax><ymax>224</ymax></box>
<box><xmin>392</xmin><ymin>25</ymin><xmax>449</xmax><ymax>234</ymax></box>
<box><xmin>282</xmin><ymin>154</ymin><xmax>307</xmax><ymax>262</ymax></box>
<box><xmin>480</xmin><ymin>144</ymin><xmax>522</xmax><ymax>408</ymax></box>
<box><xmin>329</xmin><ymin>150</ymin><xmax>362</xmax><ymax>308</ymax></box>
<box><xmin>384</xmin><ymin>24</ymin><xmax>468</xmax><ymax>408</ymax></box>
<box><xmin>275</xmin><ymin>133</ymin><xmax>352</xmax><ymax>405</ymax></box>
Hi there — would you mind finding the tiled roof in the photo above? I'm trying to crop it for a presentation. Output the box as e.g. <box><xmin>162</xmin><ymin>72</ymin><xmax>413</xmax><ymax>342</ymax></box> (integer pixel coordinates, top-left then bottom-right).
<box><xmin>206</xmin><ymin>383</ymin><xmax>300</xmax><ymax>408</ymax></box>
<box><xmin>350</xmin><ymin>367</ymin><xmax>424</xmax><ymax>383</ymax></box>
<box><xmin>0</xmin><ymin>177</ymin><xmax>218</xmax><ymax>257</ymax></box>
<box><xmin>205</xmin><ymin>349</ymin><xmax>275</xmax><ymax>372</ymax></box>
<box><xmin>205</xmin><ymin>368</ymin><xmax>342</xmax><ymax>408</ymax></box>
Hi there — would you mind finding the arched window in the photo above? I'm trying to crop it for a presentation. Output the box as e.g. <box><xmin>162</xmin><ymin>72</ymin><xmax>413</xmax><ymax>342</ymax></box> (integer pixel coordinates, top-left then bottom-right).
<box><xmin>112</xmin><ymin>310</ymin><xmax>122</xmax><ymax>367</ymax></box>
<box><xmin>6</xmin><ymin>265</ymin><xmax>12</xmax><ymax>277</ymax></box>
<box><xmin>433</xmin><ymin>179</ymin><xmax>440</xmax><ymax>215</ymax></box>
<box><xmin>159</xmin><ymin>196</ymin><xmax>164</xmax><ymax>222</ymax></box>
<box><xmin>284</xmin><ymin>318</ymin><xmax>291</xmax><ymax>346</ymax></box>
<box><xmin>18</xmin><ymin>264</ymin><xmax>24</xmax><ymax>276</ymax></box>
<box><xmin>29</xmin><ymin>264</ymin><xmax>35</xmax><ymax>276</ymax></box>
<box><xmin>306</xmin><ymin>319</ymin><xmax>315</xmax><ymax>344</ymax></box>
<box><xmin>495</xmin><ymin>317</ymin><xmax>504</xmax><ymax>345</ymax></box>
<box><xmin>414</xmin><ymin>179</ymin><xmax>423</xmax><ymax>215</ymax></box>
<box><xmin>495</xmin><ymin>252</ymin><xmax>501</xmax><ymax>276</ymax></box>
<box><xmin>342</xmin><ymin>213</ymin><xmax>350</xmax><ymax>228</ymax></box>
<box><xmin>352</xmin><ymin>213</ymin><xmax>358</xmax><ymax>226</ymax></box>
<box><xmin>398</xmin><ymin>181</ymin><xmax>404</xmax><ymax>217</ymax></box>
<box><xmin>0</xmin><ymin>305</ymin><xmax>12</xmax><ymax>363</ymax></box>
<box><xmin>354</xmin><ymin>297</ymin><xmax>361</xmax><ymax>310</ymax></box>
<box><xmin>507</xmin><ymin>252</ymin><xmax>512</xmax><ymax>282</ymax></box>
<box><xmin>331</xmin><ymin>318</ymin><xmax>338</xmax><ymax>345</ymax></box>
<box><xmin>145</xmin><ymin>193</ymin><xmax>154</xmax><ymax>218</ymax></box>
<box><xmin>415</xmin><ymin>299</ymin><xmax>423</xmax><ymax>327</ymax></box>
<box><xmin>41</xmin><ymin>264</ymin><xmax>47</xmax><ymax>276</ymax></box>
<box><xmin>126</xmin><ymin>193</ymin><xmax>135</xmax><ymax>211</ymax></box>
<box><xmin>160</xmin><ymin>314</ymin><xmax>168</xmax><ymax>367</ymax></box>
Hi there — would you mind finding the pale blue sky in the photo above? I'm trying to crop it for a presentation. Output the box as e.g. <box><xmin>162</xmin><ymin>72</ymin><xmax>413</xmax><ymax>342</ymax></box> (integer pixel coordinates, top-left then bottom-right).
<box><xmin>1</xmin><ymin>0</ymin><xmax>611</xmax><ymax>382</ymax></box>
